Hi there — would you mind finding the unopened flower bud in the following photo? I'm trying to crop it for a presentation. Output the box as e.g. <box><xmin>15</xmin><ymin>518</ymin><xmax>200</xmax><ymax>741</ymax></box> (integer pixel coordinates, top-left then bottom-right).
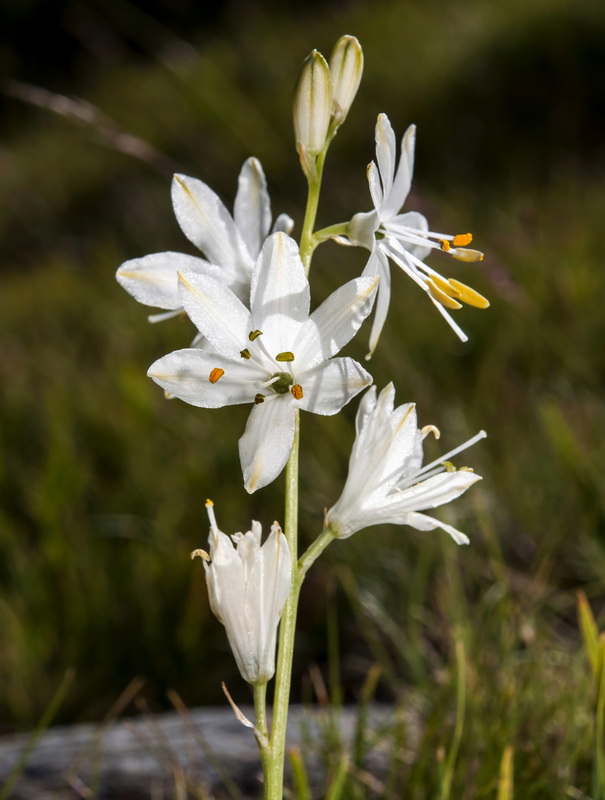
<box><xmin>329</xmin><ymin>35</ymin><xmax>364</xmax><ymax>128</ymax></box>
<box><xmin>293</xmin><ymin>50</ymin><xmax>332</xmax><ymax>172</ymax></box>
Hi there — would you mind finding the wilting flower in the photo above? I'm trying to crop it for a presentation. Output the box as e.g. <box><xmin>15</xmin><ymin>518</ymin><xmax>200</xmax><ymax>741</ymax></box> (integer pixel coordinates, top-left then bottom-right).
<box><xmin>148</xmin><ymin>232</ymin><xmax>378</xmax><ymax>492</ymax></box>
<box><xmin>116</xmin><ymin>158</ymin><xmax>293</xmax><ymax>321</ymax></box>
<box><xmin>341</xmin><ymin>114</ymin><xmax>488</xmax><ymax>356</ymax></box>
<box><xmin>194</xmin><ymin>500</ymin><xmax>292</xmax><ymax>685</ymax></box>
<box><xmin>327</xmin><ymin>384</ymin><xmax>486</xmax><ymax>542</ymax></box>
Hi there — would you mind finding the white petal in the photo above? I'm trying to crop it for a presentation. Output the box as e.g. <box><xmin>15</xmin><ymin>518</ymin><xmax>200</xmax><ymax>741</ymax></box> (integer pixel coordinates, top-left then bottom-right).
<box><xmin>234</xmin><ymin>157</ymin><xmax>271</xmax><ymax>258</ymax></box>
<box><xmin>388</xmin><ymin>471</ymin><xmax>482</xmax><ymax>513</ymax></box>
<box><xmin>116</xmin><ymin>252</ymin><xmax>222</xmax><ymax>310</ymax></box>
<box><xmin>367</xmin><ymin>161</ymin><xmax>383</xmax><ymax>216</ymax></box>
<box><xmin>271</xmin><ymin>213</ymin><xmax>295</xmax><ymax>235</ymax></box>
<box><xmin>296</xmin><ymin>275</ymin><xmax>378</xmax><ymax>368</ymax></box>
<box><xmin>362</xmin><ymin>246</ymin><xmax>391</xmax><ymax>359</ymax></box>
<box><xmin>239</xmin><ymin>399</ymin><xmax>296</xmax><ymax>493</ymax></box>
<box><xmin>250</xmin><ymin>233</ymin><xmax>310</xmax><ymax>350</ymax></box>
<box><xmin>383</xmin><ymin>124</ymin><xmax>415</xmax><ymax>218</ymax></box>
<box><xmin>171</xmin><ymin>174</ymin><xmax>252</xmax><ymax>274</ymax></box>
<box><xmin>297</xmin><ymin>358</ymin><xmax>372</xmax><ymax>415</ymax></box>
<box><xmin>355</xmin><ymin>385</ymin><xmax>378</xmax><ymax>436</ymax></box>
<box><xmin>178</xmin><ymin>270</ymin><xmax>251</xmax><ymax>359</ymax></box>
<box><xmin>148</xmin><ymin>349</ymin><xmax>262</xmax><ymax>407</ymax></box>
<box><xmin>399</xmin><ymin>511</ymin><xmax>470</xmax><ymax>545</ymax></box>
<box><xmin>375</xmin><ymin>113</ymin><xmax>396</xmax><ymax>210</ymax></box>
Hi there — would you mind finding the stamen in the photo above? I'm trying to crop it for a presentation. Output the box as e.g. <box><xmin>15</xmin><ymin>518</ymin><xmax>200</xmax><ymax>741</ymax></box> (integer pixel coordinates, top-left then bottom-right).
<box><xmin>450</xmin><ymin>248</ymin><xmax>484</xmax><ymax>263</ymax></box>
<box><xmin>431</xmin><ymin>274</ymin><xmax>462</xmax><ymax>299</ymax></box>
<box><xmin>427</xmin><ymin>279</ymin><xmax>462</xmax><ymax>310</ymax></box>
<box><xmin>448</xmin><ymin>279</ymin><xmax>490</xmax><ymax>309</ymax></box>
<box><xmin>240</xmin><ymin>348</ymin><xmax>251</xmax><ymax>359</ymax></box>
<box><xmin>291</xmin><ymin>384</ymin><xmax>304</xmax><ymax>400</ymax></box>
<box><xmin>254</xmin><ymin>393</ymin><xmax>265</xmax><ymax>404</ymax></box>
<box><xmin>209</xmin><ymin>368</ymin><xmax>225</xmax><ymax>383</ymax></box>
<box><xmin>453</xmin><ymin>233</ymin><xmax>473</xmax><ymax>247</ymax></box>
<box><xmin>249</xmin><ymin>329</ymin><xmax>263</xmax><ymax>341</ymax></box>
<box><xmin>276</xmin><ymin>352</ymin><xmax>295</xmax><ymax>362</ymax></box>
<box><xmin>205</xmin><ymin>499</ymin><xmax>219</xmax><ymax>535</ymax></box>
<box><xmin>191</xmin><ymin>548</ymin><xmax>210</xmax><ymax>561</ymax></box>
<box><xmin>439</xmin><ymin>239</ymin><xmax>451</xmax><ymax>252</ymax></box>
<box><xmin>416</xmin><ymin>430</ymin><xmax>487</xmax><ymax>479</ymax></box>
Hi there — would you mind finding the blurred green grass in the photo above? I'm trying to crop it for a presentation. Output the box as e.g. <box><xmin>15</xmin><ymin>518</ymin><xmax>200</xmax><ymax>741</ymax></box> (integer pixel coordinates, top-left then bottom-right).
<box><xmin>1</xmin><ymin>0</ymin><xmax>605</xmax><ymax>793</ymax></box>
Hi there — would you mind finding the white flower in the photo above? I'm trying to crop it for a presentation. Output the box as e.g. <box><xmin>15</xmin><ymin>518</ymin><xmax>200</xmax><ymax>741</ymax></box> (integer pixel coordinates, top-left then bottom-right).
<box><xmin>116</xmin><ymin>157</ymin><xmax>293</xmax><ymax>321</ymax></box>
<box><xmin>327</xmin><ymin>384</ymin><xmax>486</xmax><ymax>542</ymax></box>
<box><xmin>148</xmin><ymin>232</ymin><xmax>378</xmax><ymax>493</ymax></box>
<box><xmin>195</xmin><ymin>500</ymin><xmax>292</xmax><ymax>685</ymax></box>
<box><xmin>343</xmin><ymin>114</ymin><xmax>488</xmax><ymax>356</ymax></box>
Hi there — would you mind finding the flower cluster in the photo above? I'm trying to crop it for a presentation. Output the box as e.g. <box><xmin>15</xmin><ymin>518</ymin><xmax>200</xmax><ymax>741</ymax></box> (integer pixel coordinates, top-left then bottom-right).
<box><xmin>115</xmin><ymin>34</ymin><xmax>487</xmax><ymax>699</ymax></box>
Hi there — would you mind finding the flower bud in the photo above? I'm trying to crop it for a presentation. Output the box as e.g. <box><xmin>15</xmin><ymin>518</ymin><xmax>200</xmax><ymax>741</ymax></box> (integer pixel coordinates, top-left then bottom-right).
<box><xmin>293</xmin><ymin>50</ymin><xmax>332</xmax><ymax>171</ymax></box>
<box><xmin>329</xmin><ymin>35</ymin><xmax>364</xmax><ymax>127</ymax></box>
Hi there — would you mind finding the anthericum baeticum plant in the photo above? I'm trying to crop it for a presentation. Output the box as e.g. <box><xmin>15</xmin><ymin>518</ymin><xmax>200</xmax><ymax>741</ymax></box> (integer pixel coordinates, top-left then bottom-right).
<box><xmin>116</xmin><ymin>33</ymin><xmax>487</xmax><ymax>799</ymax></box>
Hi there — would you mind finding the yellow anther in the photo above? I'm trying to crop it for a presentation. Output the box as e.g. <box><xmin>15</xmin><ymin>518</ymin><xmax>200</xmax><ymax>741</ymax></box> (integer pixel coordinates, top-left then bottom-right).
<box><xmin>451</xmin><ymin>248</ymin><xmax>484</xmax><ymax>263</ymax></box>
<box><xmin>291</xmin><ymin>384</ymin><xmax>304</xmax><ymax>400</ymax></box>
<box><xmin>421</xmin><ymin>424</ymin><xmax>441</xmax><ymax>440</ymax></box>
<box><xmin>254</xmin><ymin>393</ymin><xmax>265</xmax><ymax>404</ymax></box>
<box><xmin>276</xmin><ymin>352</ymin><xmax>295</xmax><ymax>362</ymax></box>
<box><xmin>426</xmin><ymin>279</ymin><xmax>462</xmax><ymax>310</ymax></box>
<box><xmin>249</xmin><ymin>330</ymin><xmax>263</xmax><ymax>341</ymax></box>
<box><xmin>206</xmin><ymin>498</ymin><xmax>214</xmax><ymax>506</ymax></box>
<box><xmin>442</xmin><ymin>460</ymin><xmax>456</xmax><ymax>473</ymax></box>
<box><xmin>453</xmin><ymin>233</ymin><xmax>473</xmax><ymax>247</ymax></box>
<box><xmin>439</xmin><ymin>239</ymin><xmax>451</xmax><ymax>252</ymax></box>
<box><xmin>191</xmin><ymin>548</ymin><xmax>210</xmax><ymax>561</ymax></box>
<box><xmin>448</xmin><ymin>279</ymin><xmax>490</xmax><ymax>309</ymax></box>
<box><xmin>432</xmin><ymin>274</ymin><xmax>461</xmax><ymax>299</ymax></box>
<box><xmin>209</xmin><ymin>368</ymin><xmax>225</xmax><ymax>384</ymax></box>
<box><xmin>240</xmin><ymin>348</ymin><xmax>251</xmax><ymax>359</ymax></box>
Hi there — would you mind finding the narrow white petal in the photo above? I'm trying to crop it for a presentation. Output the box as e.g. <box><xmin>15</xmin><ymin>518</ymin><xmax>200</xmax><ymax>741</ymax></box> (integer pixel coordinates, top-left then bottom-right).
<box><xmin>234</xmin><ymin>157</ymin><xmax>272</xmax><ymax>258</ymax></box>
<box><xmin>296</xmin><ymin>275</ymin><xmax>378</xmax><ymax>368</ymax></box>
<box><xmin>250</xmin><ymin>233</ymin><xmax>310</xmax><ymax>349</ymax></box>
<box><xmin>116</xmin><ymin>252</ymin><xmax>222</xmax><ymax>310</ymax></box>
<box><xmin>387</xmin><ymin>471</ymin><xmax>482</xmax><ymax>514</ymax></box>
<box><xmin>271</xmin><ymin>213</ymin><xmax>295</xmax><ymax>235</ymax></box>
<box><xmin>239</xmin><ymin>399</ymin><xmax>296</xmax><ymax>493</ymax></box>
<box><xmin>367</xmin><ymin>161</ymin><xmax>383</xmax><ymax>216</ymax></box>
<box><xmin>362</xmin><ymin>247</ymin><xmax>391</xmax><ymax>359</ymax></box>
<box><xmin>399</xmin><ymin>511</ymin><xmax>471</xmax><ymax>545</ymax></box>
<box><xmin>297</xmin><ymin>358</ymin><xmax>372</xmax><ymax>415</ymax></box>
<box><xmin>171</xmin><ymin>174</ymin><xmax>252</xmax><ymax>274</ymax></box>
<box><xmin>383</xmin><ymin>124</ymin><xmax>415</xmax><ymax>218</ymax></box>
<box><xmin>178</xmin><ymin>270</ymin><xmax>251</xmax><ymax>359</ymax></box>
<box><xmin>375</xmin><ymin>113</ymin><xmax>396</xmax><ymax>209</ymax></box>
<box><xmin>148</xmin><ymin>349</ymin><xmax>262</xmax><ymax>407</ymax></box>
<box><xmin>355</xmin><ymin>385</ymin><xmax>378</xmax><ymax>436</ymax></box>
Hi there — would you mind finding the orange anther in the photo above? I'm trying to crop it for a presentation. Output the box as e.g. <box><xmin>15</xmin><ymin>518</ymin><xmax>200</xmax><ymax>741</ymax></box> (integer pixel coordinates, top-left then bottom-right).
<box><xmin>291</xmin><ymin>384</ymin><xmax>304</xmax><ymax>400</ymax></box>
<box><xmin>209</xmin><ymin>368</ymin><xmax>225</xmax><ymax>384</ymax></box>
<box><xmin>453</xmin><ymin>233</ymin><xmax>473</xmax><ymax>247</ymax></box>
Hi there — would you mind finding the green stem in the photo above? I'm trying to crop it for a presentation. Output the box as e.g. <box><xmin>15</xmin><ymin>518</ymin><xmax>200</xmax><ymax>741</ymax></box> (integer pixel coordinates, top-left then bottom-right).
<box><xmin>299</xmin><ymin>149</ymin><xmax>328</xmax><ymax>274</ymax></box>
<box><xmin>312</xmin><ymin>221</ymin><xmax>350</xmax><ymax>245</ymax></box>
<box><xmin>264</xmin><ymin>410</ymin><xmax>300</xmax><ymax>798</ymax></box>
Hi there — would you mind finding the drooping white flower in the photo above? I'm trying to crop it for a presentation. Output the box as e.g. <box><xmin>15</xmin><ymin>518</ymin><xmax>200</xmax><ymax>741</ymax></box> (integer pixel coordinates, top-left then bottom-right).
<box><xmin>342</xmin><ymin>114</ymin><xmax>488</xmax><ymax>356</ymax></box>
<box><xmin>148</xmin><ymin>232</ymin><xmax>378</xmax><ymax>492</ymax></box>
<box><xmin>194</xmin><ymin>500</ymin><xmax>292</xmax><ymax>685</ymax></box>
<box><xmin>327</xmin><ymin>383</ymin><xmax>486</xmax><ymax>542</ymax></box>
<box><xmin>116</xmin><ymin>158</ymin><xmax>293</xmax><ymax>321</ymax></box>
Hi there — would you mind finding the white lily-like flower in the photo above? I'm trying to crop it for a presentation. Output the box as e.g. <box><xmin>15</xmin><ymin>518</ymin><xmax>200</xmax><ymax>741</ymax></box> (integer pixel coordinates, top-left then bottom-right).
<box><xmin>343</xmin><ymin>114</ymin><xmax>488</xmax><ymax>356</ymax></box>
<box><xmin>116</xmin><ymin>157</ymin><xmax>293</xmax><ymax>321</ymax></box>
<box><xmin>194</xmin><ymin>500</ymin><xmax>292</xmax><ymax>685</ymax></box>
<box><xmin>148</xmin><ymin>232</ymin><xmax>378</xmax><ymax>493</ymax></box>
<box><xmin>327</xmin><ymin>383</ymin><xmax>486</xmax><ymax>542</ymax></box>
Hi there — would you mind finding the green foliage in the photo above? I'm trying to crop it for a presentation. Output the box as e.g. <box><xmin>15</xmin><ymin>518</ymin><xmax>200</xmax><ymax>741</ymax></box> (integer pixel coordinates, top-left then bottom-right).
<box><xmin>1</xmin><ymin>0</ymin><xmax>605</xmax><ymax>794</ymax></box>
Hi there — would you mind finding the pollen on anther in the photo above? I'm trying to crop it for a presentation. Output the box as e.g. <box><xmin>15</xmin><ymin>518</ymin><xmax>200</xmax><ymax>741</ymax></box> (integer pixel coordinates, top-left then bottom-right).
<box><xmin>209</xmin><ymin>368</ymin><xmax>225</xmax><ymax>383</ymax></box>
<box><xmin>249</xmin><ymin>330</ymin><xmax>263</xmax><ymax>341</ymax></box>
<box><xmin>254</xmin><ymin>393</ymin><xmax>265</xmax><ymax>404</ymax></box>
<box><xmin>453</xmin><ymin>233</ymin><xmax>473</xmax><ymax>247</ymax></box>
<box><xmin>291</xmin><ymin>384</ymin><xmax>304</xmax><ymax>400</ymax></box>
<box><xmin>439</xmin><ymin>239</ymin><xmax>451</xmax><ymax>252</ymax></box>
